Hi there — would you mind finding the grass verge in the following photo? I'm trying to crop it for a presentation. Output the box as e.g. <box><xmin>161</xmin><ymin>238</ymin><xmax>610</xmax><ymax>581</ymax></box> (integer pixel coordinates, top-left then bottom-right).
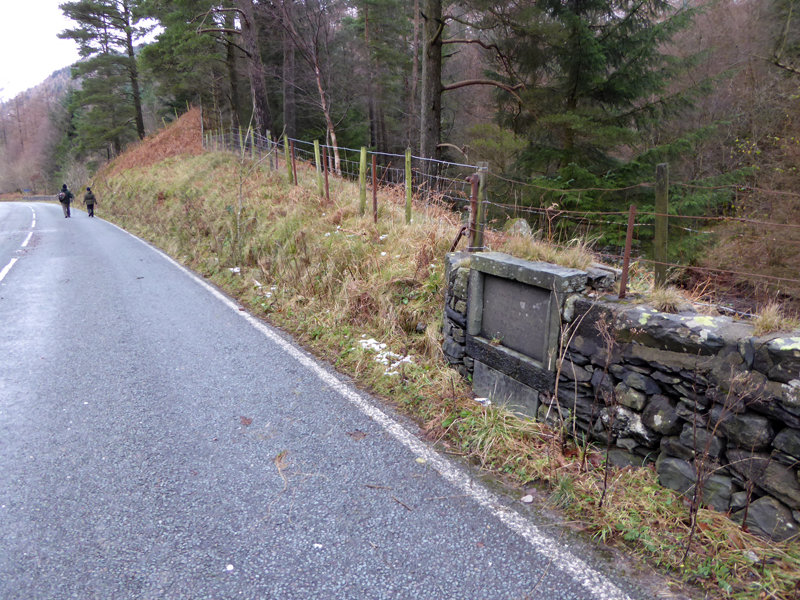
<box><xmin>91</xmin><ymin>129</ymin><xmax>800</xmax><ymax>599</ymax></box>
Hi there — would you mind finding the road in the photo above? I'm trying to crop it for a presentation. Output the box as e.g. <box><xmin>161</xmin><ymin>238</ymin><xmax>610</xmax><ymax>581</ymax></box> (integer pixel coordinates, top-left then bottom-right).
<box><xmin>0</xmin><ymin>201</ymin><xmax>650</xmax><ymax>600</ymax></box>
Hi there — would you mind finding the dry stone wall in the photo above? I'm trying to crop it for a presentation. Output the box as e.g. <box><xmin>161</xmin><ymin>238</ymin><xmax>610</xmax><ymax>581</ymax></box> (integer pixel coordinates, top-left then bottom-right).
<box><xmin>442</xmin><ymin>252</ymin><xmax>800</xmax><ymax>542</ymax></box>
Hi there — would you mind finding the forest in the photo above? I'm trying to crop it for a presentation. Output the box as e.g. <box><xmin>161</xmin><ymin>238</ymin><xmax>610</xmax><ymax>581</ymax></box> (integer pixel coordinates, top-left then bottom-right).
<box><xmin>2</xmin><ymin>0</ymin><xmax>800</xmax><ymax>306</ymax></box>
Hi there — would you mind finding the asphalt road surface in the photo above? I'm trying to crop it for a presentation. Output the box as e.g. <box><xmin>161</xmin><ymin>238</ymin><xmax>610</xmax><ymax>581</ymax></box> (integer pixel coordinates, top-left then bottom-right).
<box><xmin>0</xmin><ymin>202</ymin><xmax>652</xmax><ymax>600</ymax></box>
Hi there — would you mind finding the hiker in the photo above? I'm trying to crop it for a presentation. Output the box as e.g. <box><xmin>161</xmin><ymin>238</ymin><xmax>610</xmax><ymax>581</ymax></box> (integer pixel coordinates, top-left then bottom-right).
<box><xmin>84</xmin><ymin>187</ymin><xmax>98</xmax><ymax>217</ymax></box>
<box><xmin>58</xmin><ymin>184</ymin><xmax>74</xmax><ymax>218</ymax></box>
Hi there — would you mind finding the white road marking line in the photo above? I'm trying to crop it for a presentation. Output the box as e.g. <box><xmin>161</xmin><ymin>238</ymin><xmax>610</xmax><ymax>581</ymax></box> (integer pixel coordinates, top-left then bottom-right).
<box><xmin>21</xmin><ymin>232</ymin><xmax>33</xmax><ymax>247</ymax></box>
<box><xmin>0</xmin><ymin>258</ymin><xmax>19</xmax><ymax>283</ymax></box>
<box><xmin>113</xmin><ymin>223</ymin><xmax>635</xmax><ymax>600</ymax></box>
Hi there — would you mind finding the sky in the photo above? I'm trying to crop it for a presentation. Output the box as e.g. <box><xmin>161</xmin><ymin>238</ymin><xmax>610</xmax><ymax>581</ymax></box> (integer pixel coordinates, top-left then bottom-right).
<box><xmin>0</xmin><ymin>0</ymin><xmax>81</xmax><ymax>102</ymax></box>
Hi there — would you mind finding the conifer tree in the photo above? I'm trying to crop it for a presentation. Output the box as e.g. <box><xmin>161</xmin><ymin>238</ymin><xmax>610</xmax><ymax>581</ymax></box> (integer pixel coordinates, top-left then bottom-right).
<box><xmin>59</xmin><ymin>0</ymin><xmax>151</xmax><ymax>149</ymax></box>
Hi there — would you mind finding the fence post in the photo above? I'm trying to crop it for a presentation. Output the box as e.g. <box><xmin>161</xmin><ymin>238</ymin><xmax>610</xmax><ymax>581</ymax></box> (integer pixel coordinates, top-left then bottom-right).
<box><xmin>265</xmin><ymin>131</ymin><xmax>272</xmax><ymax>170</ymax></box>
<box><xmin>290</xmin><ymin>140</ymin><xmax>298</xmax><ymax>186</ymax></box>
<box><xmin>654</xmin><ymin>163</ymin><xmax>669</xmax><ymax>289</ymax></box>
<box><xmin>249</xmin><ymin>127</ymin><xmax>255</xmax><ymax>161</ymax></box>
<box><xmin>359</xmin><ymin>147</ymin><xmax>367</xmax><ymax>215</ymax></box>
<box><xmin>619</xmin><ymin>204</ymin><xmax>637</xmax><ymax>299</ymax></box>
<box><xmin>284</xmin><ymin>135</ymin><xmax>292</xmax><ymax>183</ymax></box>
<box><xmin>372</xmin><ymin>154</ymin><xmax>378</xmax><ymax>224</ymax></box>
<box><xmin>314</xmin><ymin>140</ymin><xmax>323</xmax><ymax>196</ymax></box>
<box><xmin>238</xmin><ymin>126</ymin><xmax>244</xmax><ymax>155</ymax></box>
<box><xmin>473</xmin><ymin>162</ymin><xmax>489</xmax><ymax>251</ymax></box>
<box><xmin>405</xmin><ymin>148</ymin><xmax>412</xmax><ymax>224</ymax></box>
<box><xmin>323</xmin><ymin>145</ymin><xmax>330</xmax><ymax>203</ymax></box>
<box><xmin>467</xmin><ymin>174</ymin><xmax>480</xmax><ymax>252</ymax></box>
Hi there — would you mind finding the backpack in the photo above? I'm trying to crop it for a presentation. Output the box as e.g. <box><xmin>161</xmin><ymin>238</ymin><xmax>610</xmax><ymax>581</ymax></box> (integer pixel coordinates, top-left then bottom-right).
<box><xmin>58</xmin><ymin>191</ymin><xmax>66</xmax><ymax>202</ymax></box>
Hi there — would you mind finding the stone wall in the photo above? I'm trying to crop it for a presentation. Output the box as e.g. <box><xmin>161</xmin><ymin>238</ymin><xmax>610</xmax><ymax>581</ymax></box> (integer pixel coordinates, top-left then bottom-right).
<box><xmin>442</xmin><ymin>251</ymin><xmax>800</xmax><ymax>542</ymax></box>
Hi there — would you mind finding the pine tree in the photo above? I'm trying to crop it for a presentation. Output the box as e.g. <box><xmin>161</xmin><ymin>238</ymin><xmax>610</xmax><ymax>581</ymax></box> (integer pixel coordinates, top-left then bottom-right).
<box><xmin>487</xmin><ymin>0</ymin><xmax>700</xmax><ymax>173</ymax></box>
<box><xmin>59</xmin><ymin>0</ymin><xmax>152</xmax><ymax>148</ymax></box>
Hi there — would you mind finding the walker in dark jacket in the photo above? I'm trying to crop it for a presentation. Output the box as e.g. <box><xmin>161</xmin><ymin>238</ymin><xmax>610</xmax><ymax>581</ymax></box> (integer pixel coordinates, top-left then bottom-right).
<box><xmin>59</xmin><ymin>184</ymin><xmax>74</xmax><ymax>218</ymax></box>
<box><xmin>84</xmin><ymin>187</ymin><xmax>98</xmax><ymax>217</ymax></box>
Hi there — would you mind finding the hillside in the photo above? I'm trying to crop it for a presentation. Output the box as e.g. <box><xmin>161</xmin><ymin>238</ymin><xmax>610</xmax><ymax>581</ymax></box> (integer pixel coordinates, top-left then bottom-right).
<box><xmin>87</xmin><ymin>111</ymin><xmax>800</xmax><ymax>600</ymax></box>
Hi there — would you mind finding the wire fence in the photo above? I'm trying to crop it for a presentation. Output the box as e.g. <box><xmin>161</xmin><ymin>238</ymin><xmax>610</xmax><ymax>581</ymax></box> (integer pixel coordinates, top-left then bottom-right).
<box><xmin>203</xmin><ymin>128</ymin><xmax>800</xmax><ymax>309</ymax></box>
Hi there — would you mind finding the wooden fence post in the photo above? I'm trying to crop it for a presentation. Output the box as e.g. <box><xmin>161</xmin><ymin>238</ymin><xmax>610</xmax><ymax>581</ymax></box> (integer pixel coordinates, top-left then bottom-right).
<box><xmin>284</xmin><ymin>135</ymin><xmax>292</xmax><ymax>183</ymax></box>
<box><xmin>654</xmin><ymin>163</ymin><xmax>669</xmax><ymax>289</ymax></box>
<box><xmin>238</xmin><ymin>126</ymin><xmax>244</xmax><ymax>155</ymax></box>
<box><xmin>467</xmin><ymin>174</ymin><xmax>480</xmax><ymax>252</ymax></box>
<box><xmin>323</xmin><ymin>145</ymin><xmax>330</xmax><ymax>203</ymax></box>
<box><xmin>359</xmin><ymin>147</ymin><xmax>367</xmax><ymax>215</ymax></box>
<box><xmin>248</xmin><ymin>127</ymin><xmax>255</xmax><ymax>161</ymax></box>
<box><xmin>619</xmin><ymin>204</ymin><xmax>637</xmax><ymax>299</ymax></box>
<box><xmin>405</xmin><ymin>148</ymin><xmax>412</xmax><ymax>224</ymax></box>
<box><xmin>290</xmin><ymin>140</ymin><xmax>298</xmax><ymax>186</ymax></box>
<box><xmin>314</xmin><ymin>140</ymin><xmax>323</xmax><ymax>196</ymax></box>
<box><xmin>473</xmin><ymin>162</ymin><xmax>489</xmax><ymax>251</ymax></box>
<box><xmin>372</xmin><ymin>154</ymin><xmax>378</xmax><ymax>224</ymax></box>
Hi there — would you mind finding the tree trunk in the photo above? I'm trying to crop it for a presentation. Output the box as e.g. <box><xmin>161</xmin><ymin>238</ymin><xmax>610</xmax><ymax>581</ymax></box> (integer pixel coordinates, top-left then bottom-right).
<box><xmin>420</xmin><ymin>0</ymin><xmax>443</xmax><ymax>177</ymax></box>
<box><xmin>238</xmin><ymin>0</ymin><xmax>274</xmax><ymax>138</ymax></box>
<box><xmin>225</xmin><ymin>12</ymin><xmax>241</xmax><ymax>129</ymax></box>
<box><xmin>283</xmin><ymin>28</ymin><xmax>296</xmax><ymax>138</ymax></box>
<box><xmin>122</xmin><ymin>0</ymin><xmax>145</xmax><ymax>140</ymax></box>
<box><xmin>407</xmin><ymin>0</ymin><xmax>420</xmax><ymax>150</ymax></box>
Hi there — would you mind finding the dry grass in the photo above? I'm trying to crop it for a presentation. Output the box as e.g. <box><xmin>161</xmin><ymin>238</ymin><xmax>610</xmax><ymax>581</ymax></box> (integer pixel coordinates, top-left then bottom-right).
<box><xmin>752</xmin><ymin>301</ymin><xmax>800</xmax><ymax>336</ymax></box>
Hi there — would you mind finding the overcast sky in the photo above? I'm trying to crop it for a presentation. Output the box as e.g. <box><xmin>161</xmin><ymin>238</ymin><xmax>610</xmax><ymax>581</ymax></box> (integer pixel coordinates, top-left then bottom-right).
<box><xmin>0</xmin><ymin>0</ymin><xmax>81</xmax><ymax>102</ymax></box>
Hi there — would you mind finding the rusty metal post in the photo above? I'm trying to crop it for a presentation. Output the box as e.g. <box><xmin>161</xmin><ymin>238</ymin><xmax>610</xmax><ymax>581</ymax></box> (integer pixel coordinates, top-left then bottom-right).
<box><xmin>372</xmin><ymin>154</ymin><xmax>378</xmax><ymax>223</ymax></box>
<box><xmin>467</xmin><ymin>174</ymin><xmax>480</xmax><ymax>252</ymax></box>
<box><xmin>619</xmin><ymin>204</ymin><xmax>637</xmax><ymax>299</ymax></box>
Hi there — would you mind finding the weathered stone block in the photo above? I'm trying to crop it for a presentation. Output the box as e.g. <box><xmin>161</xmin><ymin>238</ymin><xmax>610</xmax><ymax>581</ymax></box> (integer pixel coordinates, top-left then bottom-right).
<box><xmin>679</xmin><ymin>423</ymin><xmax>724</xmax><ymax>458</ymax></box>
<box><xmin>732</xmin><ymin>496</ymin><xmax>799</xmax><ymax>542</ymax></box>
<box><xmin>473</xmin><ymin>360</ymin><xmax>540</xmax><ymax>419</ymax></box>
<box><xmin>660</xmin><ymin>436</ymin><xmax>695</xmax><ymax>461</ymax></box>
<box><xmin>470</xmin><ymin>252</ymin><xmax>588</xmax><ymax>294</ymax></box>
<box><xmin>773</xmin><ymin>428</ymin><xmax>800</xmax><ymax>460</ymax></box>
<box><xmin>615</xmin><ymin>383</ymin><xmax>647</xmax><ymax>412</ymax></box>
<box><xmin>453</xmin><ymin>267</ymin><xmax>470</xmax><ymax>299</ymax></box>
<box><xmin>708</xmin><ymin>405</ymin><xmax>775</xmax><ymax>451</ymax></box>
<box><xmin>466</xmin><ymin>335</ymin><xmax>556</xmax><ymax>393</ymax></box>
<box><xmin>442</xmin><ymin>339</ymin><xmax>465</xmax><ymax>361</ymax></box>
<box><xmin>598</xmin><ymin>405</ymin><xmax>658</xmax><ymax>447</ymax></box>
<box><xmin>622</xmin><ymin>371</ymin><xmax>661</xmax><ymax>395</ymax></box>
<box><xmin>558</xmin><ymin>360</ymin><xmax>592</xmax><ymax>383</ymax></box>
<box><xmin>726</xmin><ymin>449</ymin><xmax>800</xmax><ymax>509</ymax></box>
<box><xmin>657</xmin><ymin>457</ymin><xmax>697</xmax><ymax>496</ymax></box>
<box><xmin>642</xmin><ymin>395</ymin><xmax>683</xmax><ymax>435</ymax></box>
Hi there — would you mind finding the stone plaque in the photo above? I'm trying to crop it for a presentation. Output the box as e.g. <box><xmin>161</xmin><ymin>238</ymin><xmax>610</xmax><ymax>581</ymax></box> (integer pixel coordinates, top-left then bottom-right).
<box><xmin>480</xmin><ymin>274</ymin><xmax>551</xmax><ymax>362</ymax></box>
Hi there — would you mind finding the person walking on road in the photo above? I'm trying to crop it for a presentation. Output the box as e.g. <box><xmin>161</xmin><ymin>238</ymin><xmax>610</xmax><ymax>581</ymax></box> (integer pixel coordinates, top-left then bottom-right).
<box><xmin>58</xmin><ymin>184</ymin><xmax>74</xmax><ymax>218</ymax></box>
<box><xmin>84</xmin><ymin>187</ymin><xmax>98</xmax><ymax>217</ymax></box>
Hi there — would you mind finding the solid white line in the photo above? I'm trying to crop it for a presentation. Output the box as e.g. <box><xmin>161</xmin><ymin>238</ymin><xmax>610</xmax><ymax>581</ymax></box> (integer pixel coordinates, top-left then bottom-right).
<box><xmin>112</xmin><ymin>223</ymin><xmax>634</xmax><ymax>600</ymax></box>
<box><xmin>0</xmin><ymin>258</ymin><xmax>18</xmax><ymax>283</ymax></box>
<box><xmin>21</xmin><ymin>232</ymin><xmax>33</xmax><ymax>247</ymax></box>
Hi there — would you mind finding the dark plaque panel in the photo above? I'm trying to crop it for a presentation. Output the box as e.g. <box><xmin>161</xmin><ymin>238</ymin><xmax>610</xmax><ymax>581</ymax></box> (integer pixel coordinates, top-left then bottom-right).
<box><xmin>480</xmin><ymin>274</ymin><xmax>551</xmax><ymax>362</ymax></box>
